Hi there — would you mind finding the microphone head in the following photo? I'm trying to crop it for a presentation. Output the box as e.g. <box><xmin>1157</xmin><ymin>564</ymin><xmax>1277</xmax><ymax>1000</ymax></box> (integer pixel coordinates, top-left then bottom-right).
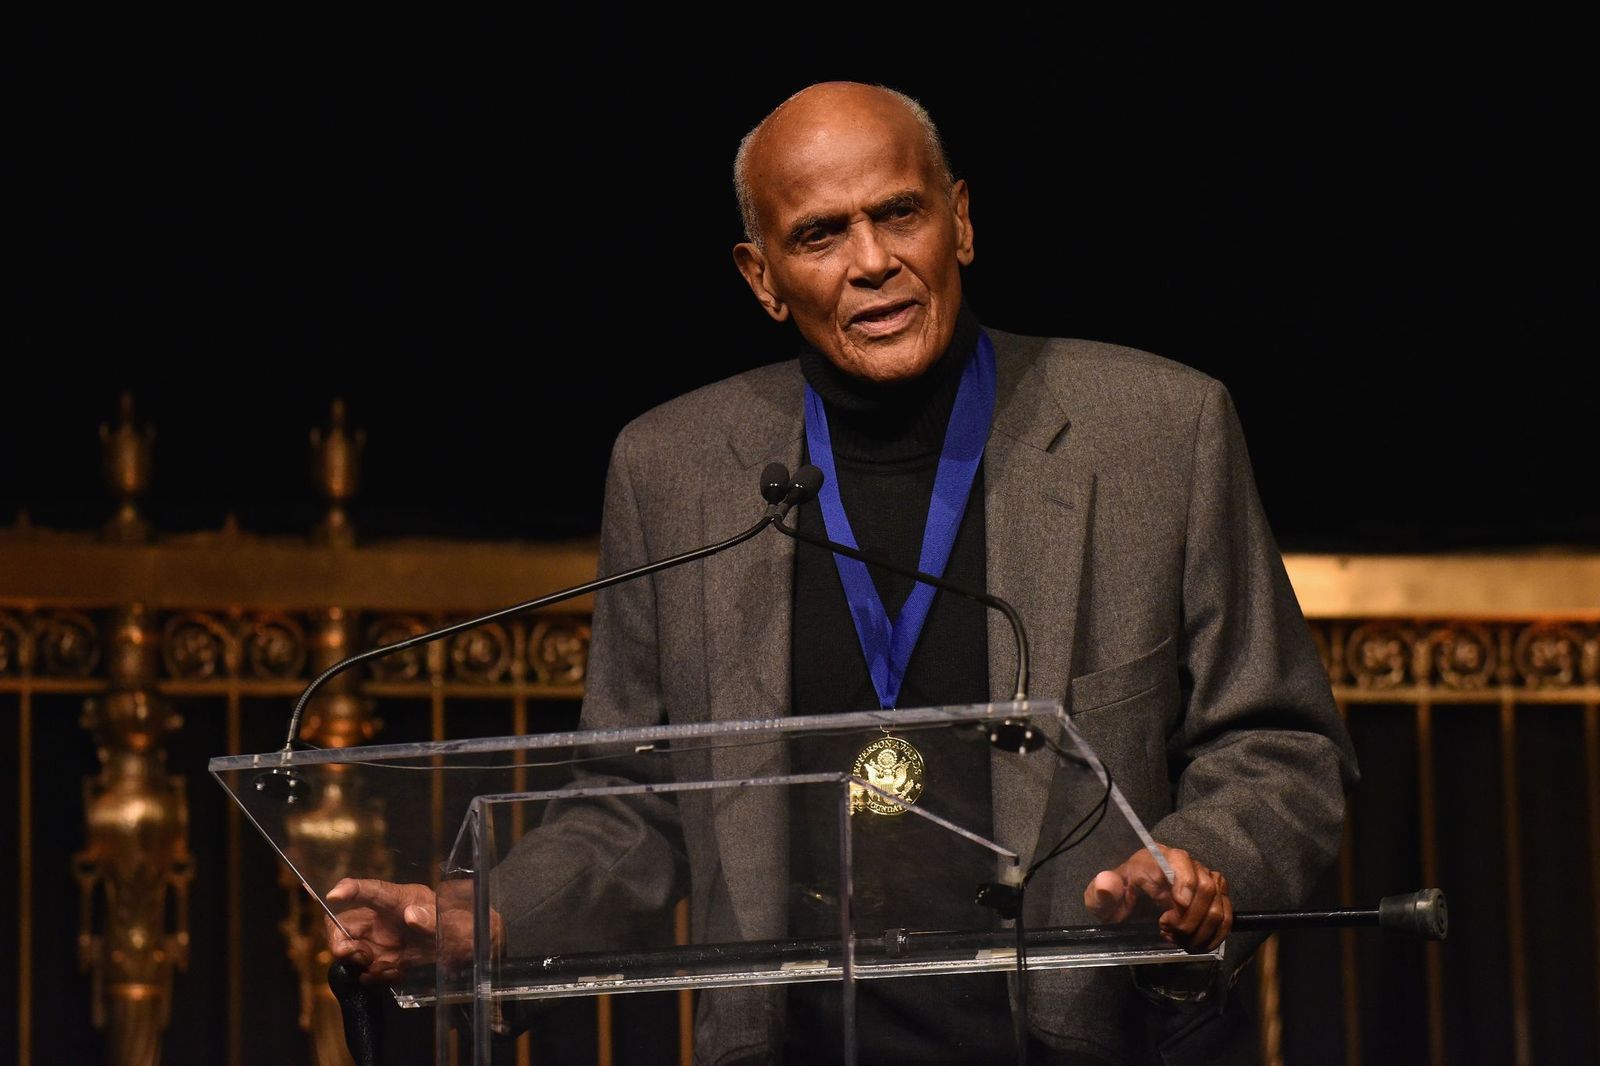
<box><xmin>790</xmin><ymin>465</ymin><xmax>825</xmax><ymax>504</ymax></box>
<box><xmin>760</xmin><ymin>462</ymin><xmax>791</xmax><ymax>504</ymax></box>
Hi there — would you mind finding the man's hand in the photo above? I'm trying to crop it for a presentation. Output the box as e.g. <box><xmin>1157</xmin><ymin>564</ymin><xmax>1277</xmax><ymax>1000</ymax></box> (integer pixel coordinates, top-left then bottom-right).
<box><xmin>324</xmin><ymin>879</ymin><xmax>439</xmax><ymax>985</ymax></box>
<box><xmin>1083</xmin><ymin>844</ymin><xmax>1232</xmax><ymax>953</ymax></box>
<box><xmin>324</xmin><ymin>878</ymin><xmax>507</xmax><ymax>985</ymax></box>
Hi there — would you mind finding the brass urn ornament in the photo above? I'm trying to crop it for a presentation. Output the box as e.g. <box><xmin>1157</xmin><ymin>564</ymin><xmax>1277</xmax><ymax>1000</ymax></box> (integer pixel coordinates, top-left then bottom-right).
<box><xmin>99</xmin><ymin>393</ymin><xmax>153</xmax><ymax>543</ymax></box>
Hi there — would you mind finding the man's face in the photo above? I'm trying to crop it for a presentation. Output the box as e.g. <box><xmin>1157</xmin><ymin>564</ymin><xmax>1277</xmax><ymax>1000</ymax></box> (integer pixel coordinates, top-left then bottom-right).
<box><xmin>734</xmin><ymin>89</ymin><xmax>974</xmax><ymax>383</ymax></box>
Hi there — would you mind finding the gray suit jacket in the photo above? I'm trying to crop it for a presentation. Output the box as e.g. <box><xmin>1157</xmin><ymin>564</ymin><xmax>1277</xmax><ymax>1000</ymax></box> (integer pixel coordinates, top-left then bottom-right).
<box><xmin>499</xmin><ymin>328</ymin><xmax>1357</xmax><ymax>1065</ymax></box>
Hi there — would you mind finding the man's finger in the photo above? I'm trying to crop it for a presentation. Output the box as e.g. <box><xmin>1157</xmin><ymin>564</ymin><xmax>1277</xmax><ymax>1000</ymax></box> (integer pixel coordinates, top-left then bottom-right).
<box><xmin>1084</xmin><ymin>870</ymin><xmax>1127</xmax><ymax>920</ymax></box>
<box><xmin>1190</xmin><ymin>895</ymin><xmax>1229</xmax><ymax>953</ymax></box>
<box><xmin>1215</xmin><ymin>895</ymin><xmax>1234</xmax><ymax>948</ymax></box>
<box><xmin>404</xmin><ymin>904</ymin><xmax>438</xmax><ymax>936</ymax></box>
<box><xmin>328</xmin><ymin>908</ymin><xmax>374</xmax><ymax>939</ymax></box>
<box><xmin>327</xmin><ymin>924</ymin><xmax>366</xmax><ymax>954</ymax></box>
<box><xmin>331</xmin><ymin>942</ymin><xmax>372</xmax><ymax>967</ymax></box>
<box><xmin>326</xmin><ymin>878</ymin><xmax>410</xmax><ymax>911</ymax></box>
<box><xmin>1162</xmin><ymin>848</ymin><xmax>1197</xmax><ymax>909</ymax></box>
<box><xmin>326</xmin><ymin>922</ymin><xmax>371</xmax><ymax>967</ymax></box>
<box><xmin>1169</xmin><ymin>866</ymin><xmax>1217</xmax><ymax>940</ymax></box>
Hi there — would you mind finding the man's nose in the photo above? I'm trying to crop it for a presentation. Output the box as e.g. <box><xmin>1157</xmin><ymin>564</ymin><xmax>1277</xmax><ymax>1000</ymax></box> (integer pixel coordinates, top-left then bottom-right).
<box><xmin>845</xmin><ymin>224</ymin><xmax>899</xmax><ymax>287</ymax></box>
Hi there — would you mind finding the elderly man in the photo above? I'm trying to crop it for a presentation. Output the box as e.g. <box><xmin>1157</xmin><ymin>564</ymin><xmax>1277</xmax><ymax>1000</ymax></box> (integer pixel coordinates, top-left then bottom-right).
<box><xmin>330</xmin><ymin>82</ymin><xmax>1355</xmax><ymax>1065</ymax></box>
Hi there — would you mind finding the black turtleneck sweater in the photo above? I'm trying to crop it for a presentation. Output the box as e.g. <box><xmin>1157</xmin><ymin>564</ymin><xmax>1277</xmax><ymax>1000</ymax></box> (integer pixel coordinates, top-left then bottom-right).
<box><xmin>783</xmin><ymin>304</ymin><xmax>1013</xmax><ymax>1065</ymax></box>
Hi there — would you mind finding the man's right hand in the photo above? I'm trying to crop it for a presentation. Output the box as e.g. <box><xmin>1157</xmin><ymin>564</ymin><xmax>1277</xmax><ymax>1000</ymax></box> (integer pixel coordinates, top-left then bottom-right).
<box><xmin>1083</xmin><ymin>843</ymin><xmax>1232</xmax><ymax>954</ymax></box>
<box><xmin>324</xmin><ymin>878</ymin><xmax>439</xmax><ymax>985</ymax></box>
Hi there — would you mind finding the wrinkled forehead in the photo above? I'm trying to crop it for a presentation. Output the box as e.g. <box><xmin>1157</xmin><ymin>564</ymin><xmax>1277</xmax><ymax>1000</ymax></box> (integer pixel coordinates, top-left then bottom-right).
<box><xmin>748</xmin><ymin>106</ymin><xmax>942</xmax><ymax>228</ymax></box>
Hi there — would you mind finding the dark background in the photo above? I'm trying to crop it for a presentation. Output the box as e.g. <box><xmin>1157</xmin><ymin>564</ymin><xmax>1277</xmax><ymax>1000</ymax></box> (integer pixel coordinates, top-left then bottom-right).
<box><xmin>8</xmin><ymin>13</ymin><xmax>1593</xmax><ymax>551</ymax></box>
<box><xmin>5</xmin><ymin>15</ymin><xmax>1597</xmax><ymax>1066</ymax></box>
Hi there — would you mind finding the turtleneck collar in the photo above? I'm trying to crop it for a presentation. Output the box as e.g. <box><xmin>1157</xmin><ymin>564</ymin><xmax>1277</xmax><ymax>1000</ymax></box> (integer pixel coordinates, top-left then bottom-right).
<box><xmin>798</xmin><ymin>301</ymin><xmax>982</xmax><ymax>463</ymax></box>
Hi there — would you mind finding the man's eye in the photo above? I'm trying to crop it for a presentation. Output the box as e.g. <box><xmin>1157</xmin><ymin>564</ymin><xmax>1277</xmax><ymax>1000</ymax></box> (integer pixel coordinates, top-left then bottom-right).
<box><xmin>800</xmin><ymin>228</ymin><xmax>833</xmax><ymax>246</ymax></box>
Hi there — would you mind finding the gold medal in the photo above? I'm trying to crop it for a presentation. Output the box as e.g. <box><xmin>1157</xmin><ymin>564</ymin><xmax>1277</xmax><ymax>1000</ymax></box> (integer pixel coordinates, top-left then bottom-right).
<box><xmin>849</xmin><ymin>735</ymin><xmax>925</xmax><ymax>816</ymax></box>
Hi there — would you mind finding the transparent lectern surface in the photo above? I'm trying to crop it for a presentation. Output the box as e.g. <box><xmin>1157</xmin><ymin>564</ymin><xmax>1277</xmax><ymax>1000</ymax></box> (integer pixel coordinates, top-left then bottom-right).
<box><xmin>211</xmin><ymin>700</ymin><xmax>1214</xmax><ymax>1023</ymax></box>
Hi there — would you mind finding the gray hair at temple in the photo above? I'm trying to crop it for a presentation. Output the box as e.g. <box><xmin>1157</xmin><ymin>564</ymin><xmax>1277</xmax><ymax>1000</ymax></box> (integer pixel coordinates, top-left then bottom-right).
<box><xmin>732</xmin><ymin>84</ymin><xmax>955</xmax><ymax>249</ymax></box>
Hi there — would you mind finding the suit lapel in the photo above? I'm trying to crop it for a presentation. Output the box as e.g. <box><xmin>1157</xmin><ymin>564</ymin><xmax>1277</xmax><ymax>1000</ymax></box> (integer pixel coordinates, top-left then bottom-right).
<box><xmin>982</xmin><ymin>332</ymin><xmax>1094</xmax><ymax>872</ymax></box>
<box><xmin>701</xmin><ymin>379</ymin><xmax>803</xmax><ymax>939</ymax></box>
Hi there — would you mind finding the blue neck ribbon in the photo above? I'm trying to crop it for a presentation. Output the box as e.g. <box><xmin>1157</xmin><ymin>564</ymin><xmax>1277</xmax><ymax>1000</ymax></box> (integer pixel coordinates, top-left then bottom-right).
<box><xmin>802</xmin><ymin>330</ymin><xmax>997</xmax><ymax>709</ymax></box>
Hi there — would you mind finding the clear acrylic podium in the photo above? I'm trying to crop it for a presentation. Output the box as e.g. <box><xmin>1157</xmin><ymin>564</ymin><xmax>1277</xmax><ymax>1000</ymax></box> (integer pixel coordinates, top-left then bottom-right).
<box><xmin>211</xmin><ymin>700</ymin><xmax>1215</xmax><ymax>1064</ymax></box>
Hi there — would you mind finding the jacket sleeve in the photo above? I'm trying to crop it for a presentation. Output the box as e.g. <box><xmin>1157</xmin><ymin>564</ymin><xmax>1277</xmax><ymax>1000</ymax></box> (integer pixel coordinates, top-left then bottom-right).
<box><xmin>490</xmin><ymin>426</ymin><xmax>689</xmax><ymax>957</ymax></box>
<box><xmin>1150</xmin><ymin>379</ymin><xmax>1358</xmax><ymax>938</ymax></box>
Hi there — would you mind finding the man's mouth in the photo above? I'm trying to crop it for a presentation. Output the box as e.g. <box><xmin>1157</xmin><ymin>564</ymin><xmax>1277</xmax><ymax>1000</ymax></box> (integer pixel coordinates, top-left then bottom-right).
<box><xmin>847</xmin><ymin>299</ymin><xmax>919</xmax><ymax>337</ymax></box>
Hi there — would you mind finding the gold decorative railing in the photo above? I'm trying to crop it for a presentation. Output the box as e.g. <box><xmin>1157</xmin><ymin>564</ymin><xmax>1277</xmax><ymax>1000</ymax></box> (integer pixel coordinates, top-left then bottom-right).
<box><xmin>2</xmin><ymin>397</ymin><xmax>602</xmax><ymax>1066</ymax></box>
<box><xmin>3</xmin><ymin>396</ymin><xmax>1596</xmax><ymax>1064</ymax></box>
<box><xmin>1274</xmin><ymin>554</ymin><xmax>1600</xmax><ymax>1066</ymax></box>
<box><xmin>1</xmin><ymin>576</ymin><xmax>599</xmax><ymax>1066</ymax></box>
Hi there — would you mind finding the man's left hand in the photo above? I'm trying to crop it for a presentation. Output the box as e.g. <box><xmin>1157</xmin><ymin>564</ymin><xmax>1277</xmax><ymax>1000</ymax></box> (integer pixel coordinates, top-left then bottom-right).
<box><xmin>1083</xmin><ymin>843</ymin><xmax>1232</xmax><ymax>953</ymax></box>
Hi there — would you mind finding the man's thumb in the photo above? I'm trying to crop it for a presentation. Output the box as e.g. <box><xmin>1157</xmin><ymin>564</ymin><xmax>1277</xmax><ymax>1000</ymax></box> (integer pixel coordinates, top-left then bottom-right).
<box><xmin>1085</xmin><ymin>870</ymin><xmax>1125</xmax><ymax>917</ymax></box>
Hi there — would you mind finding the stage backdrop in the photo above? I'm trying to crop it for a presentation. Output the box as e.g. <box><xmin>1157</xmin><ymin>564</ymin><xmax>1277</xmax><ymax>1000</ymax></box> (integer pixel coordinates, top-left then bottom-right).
<box><xmin>7</xmin><ymin>12</ymin><xmax>1596</xmax><ymax>1066</ymax></box>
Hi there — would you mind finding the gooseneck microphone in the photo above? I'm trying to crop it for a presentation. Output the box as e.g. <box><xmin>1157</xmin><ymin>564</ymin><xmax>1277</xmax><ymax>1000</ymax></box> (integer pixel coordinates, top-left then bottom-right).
<box><xmin>279</xmin><ymin>463</ymin><xmax>816</xmax><ymax>753</ymax></box>
<box><xmin>761</xmin><ymin>461</ymin><xmax>818</xmax><ymax>518</ymax></box>
<box><xmin>279</xmin><ymin>461</ymin><xmax>1025</xmax><ymax>749</ymax></box>
<box><xmin>773</xmin><ymin>464</ymin><xmax>1031</xmax><ymax>702</ymax></box>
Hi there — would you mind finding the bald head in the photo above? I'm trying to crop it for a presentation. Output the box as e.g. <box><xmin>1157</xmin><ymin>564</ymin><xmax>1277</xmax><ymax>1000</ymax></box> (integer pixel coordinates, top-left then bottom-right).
<box><xmin>729</xmin><ymin>81</ymin><xmax>974</xmax><ymax>384</ymax></box>
<box><xmin>734</xmin><ymin>82</ymin><xmax>953</xmax><ymax>248</ymax></box>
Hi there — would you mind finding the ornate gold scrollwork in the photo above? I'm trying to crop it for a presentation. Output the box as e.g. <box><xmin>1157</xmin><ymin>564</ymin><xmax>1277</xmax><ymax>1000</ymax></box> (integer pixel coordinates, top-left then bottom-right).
<box><xmin>1426</xmin><ymin>623</ymin><xmax>1497</xmax><ymax>689</ymax></box>
<box><xmin>450</xmin><ymin>621</ymin><xmax>512</xmax><ymax>683</ymax></box>
<box><xmin>39</xmin><ymin>610</ymin><xmax>101</xmax><ymax>678</ymax></box>
<box><xmin>0</xmin><ymin>610</ymin><xmax>30</xmax><ymax>676</ymax></box>
<box><xmin>1327</xmin><ymin>620</ymin><xmax>1600</xmax><ymax>693</ymax></box>
<box><xmin>247</xmin><ymin>613</ymin><xmax>308</xmax><ymax>680</ymax></box>
<box><xmin>74</xmin><ymin>605</ymin><xmax>192</xmax><ymax>1066</ymax></box>
<box><xmin>1345</xmin><ymin>622</ymin><xmax>1415</xmax><ymax>689</ymax></box>
<box><xmin>161</xmin><ymin>612</ymin><xmax>237</xmax><ymax>681</ymax></box>
<box><xmin>528</xmin><ymin>616</ymin><xmax>591</xmax><ymax>685</ymax></box>
<box><xmin>364</xmin><ymin>615</ymin><xmax>430</xmax><ymax>681</ymax></box>
<box><xmin>1513</xmin><ymin>623</ymin><xmax>1587</xmax><ymax>689</ymax></box>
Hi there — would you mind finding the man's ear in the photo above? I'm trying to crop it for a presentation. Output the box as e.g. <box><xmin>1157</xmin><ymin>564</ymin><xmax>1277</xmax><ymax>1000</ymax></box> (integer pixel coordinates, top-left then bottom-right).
<box><xmin>733</xmin><ymin>242</ymin><xmax>789</xmax><ymax>322</ymax></box>
<box><xmin>950</xmin><ymin>179</ymin><xmax>975</xmax><ymax>267</ymax></box>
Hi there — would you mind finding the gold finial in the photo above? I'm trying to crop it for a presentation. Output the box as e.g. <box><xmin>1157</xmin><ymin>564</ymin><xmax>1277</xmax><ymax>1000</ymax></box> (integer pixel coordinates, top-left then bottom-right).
<box><xmin>309</xmin><ymin>398</ymin><xmax>365</xmax><ymax>547</ymax></box>
<box><xmin>99</xmin><ymin>392</ymin><xmax>154</xmax><ymax>543</ymax></box>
